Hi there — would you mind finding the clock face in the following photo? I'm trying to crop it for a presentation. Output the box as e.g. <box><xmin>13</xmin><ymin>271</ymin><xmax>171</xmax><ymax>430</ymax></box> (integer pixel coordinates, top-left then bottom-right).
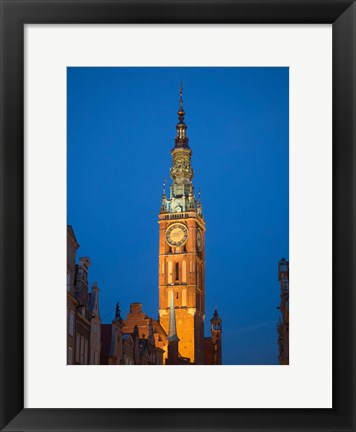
<box><xmin>165</xmin><ymin>223</ymin><xmax>188</xmax><ymax>247</ymax></box>
<box><xmin>196</xmin><ymin>229</ymin><xmax>202</xmax><ymax>252</ymax></box>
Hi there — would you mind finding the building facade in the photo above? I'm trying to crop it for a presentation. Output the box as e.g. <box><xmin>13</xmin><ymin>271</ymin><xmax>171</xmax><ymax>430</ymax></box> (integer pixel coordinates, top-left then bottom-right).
<box><xmin>89</xmin><ymin>281</ymin><xmax>101</xmax><ymax>364</ymax></box>
<box><xmin>277</xmin><ymin>258</ymin><xmax>289</xmax><ymax>365</ymax></box>
<box><xmin>67</xmin><ymin>225</ymin><xmax>102</xmax><ymax>365</ymax></box>
<box><xmin>100</xmin><ymin>302</ymin><xmax>166</xmax><ymax>365</ymax></box>
<box><xmin>74</xmin><ymin>256</ymin><xmax>91</xmax><ymax>365</ymax></box>
<box><xmin>67</xmin><ymin>226</ymin><xmax>79</xmax><ymax>365</ymax></box>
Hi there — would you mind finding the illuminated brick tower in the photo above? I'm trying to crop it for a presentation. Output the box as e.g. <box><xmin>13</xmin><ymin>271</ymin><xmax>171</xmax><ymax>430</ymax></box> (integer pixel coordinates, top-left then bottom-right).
<box><xmin>158</xmin><ymin>85</ymin><xmax>206</xmax><ymax>364</ymax></box>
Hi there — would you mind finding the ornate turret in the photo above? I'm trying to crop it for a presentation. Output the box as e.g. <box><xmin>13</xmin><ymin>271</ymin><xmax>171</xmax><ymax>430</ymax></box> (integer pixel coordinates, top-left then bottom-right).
<box><xmin>210</xmin><ymin>309</ymin><xmax>222</xmax><ymax>365</ymax></box>
<box><xmin>211</xmin><ymin>309</ymin><xmax>222</xmax><ymax>332</ymax></box>
<box><xmin>160</xmin><ymin>84</ymin><xmax>202</xmax><ymax>217</ymax></box>
<box><xmin>174</xmin><ymin>83</ymin><xmax>190</xmax><ymax>150</ymax></box>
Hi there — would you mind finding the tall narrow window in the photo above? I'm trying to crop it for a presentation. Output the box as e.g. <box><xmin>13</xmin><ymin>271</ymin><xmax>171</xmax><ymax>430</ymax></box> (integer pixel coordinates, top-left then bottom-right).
<box><xmin>182</xmin><ymin>260</ymin><xmax>187</xmax><ymax>283</ymax></box>
<box><xmin>68</xmin><ymin>310</ymin><xmax>75</xmax><ymax>336</ymax></box>
<box><xmin>80</xmin><ymin>336</ymin><xmax>84</xmax><ymax>364</ymax></box>
<box><xmin>84</xmin><ymin>339</ymin><xmax>88</xmax><ymax>365</ymax></box>
<box><xmin>168</xmin><ymin>289</ymin><xmax>172</xmax><ymax>307</ymax></box>
<box><xmin>67</xmin><ymin>347</ymin><xmax>73</xmax><ymax>365</ymax></box>
<box><xmin>182</xmin><ymin>288</ymin><xmax>187</xmax><ymax>306</ymax></box>
<box><xmin>175</xmin><ymin>262</ymin><xmax>179</xmax><ymax>281</ymax></box>
<box><xmin>75</xmin><ymin>333</ymin><xmax>80</xmax><ymax>362</ymax></box>
<box><xmin>168</xmin><ymin>261</ymin><xmax>172</xmax><ymax>284</ymax></box>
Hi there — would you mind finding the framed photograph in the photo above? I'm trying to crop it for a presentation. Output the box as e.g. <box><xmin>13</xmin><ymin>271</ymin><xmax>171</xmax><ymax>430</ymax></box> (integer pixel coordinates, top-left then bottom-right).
<box><xmin>65</xmin><ymin>65</ymin><xmax>289</xmax><ymax>371</ymax></box>
<box><xmin>1</xmin><ymin>0</ymin><xmax>355</xmax><ymax>431</ymax></box>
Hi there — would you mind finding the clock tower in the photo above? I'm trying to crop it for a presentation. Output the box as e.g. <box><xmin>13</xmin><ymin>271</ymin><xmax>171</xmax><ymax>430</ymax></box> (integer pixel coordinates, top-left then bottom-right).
<box><xmin>158</xmin><ymin>85</ymin><xmax>206</xmax><ymax>364</ymax></box>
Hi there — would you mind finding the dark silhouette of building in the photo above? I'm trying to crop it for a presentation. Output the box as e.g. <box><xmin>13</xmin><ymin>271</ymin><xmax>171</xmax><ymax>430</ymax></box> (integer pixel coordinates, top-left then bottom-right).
<box><xmin>277</xmin><ymin>258</ymin><xmax>289</xmax><ymax>365</ymax></box>
<box><xmin>204</xmin><ymin>310</ymin><xmax>223</xmax><ymax>365</ymax></box>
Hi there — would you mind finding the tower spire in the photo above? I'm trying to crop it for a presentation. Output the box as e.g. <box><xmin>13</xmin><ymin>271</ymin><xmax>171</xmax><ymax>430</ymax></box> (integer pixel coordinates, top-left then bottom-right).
<box><xmin>159</xmin><ymin>84</ymin><xmax>203</xmax><ymax>216</ymax></box>
<box><xmin>175</xmin><ymin>83</ymin><xmax>189</xmax><ymax>149</ymax></box>
<box><xmin>178</xmin><ymin>81</ymin><xmax>184</xmax><ymax>120</ymax></box>
<box><xmin>168</xmin><ymin>290</ymin><xmax>179</xmax><ymax>342</ymax></box>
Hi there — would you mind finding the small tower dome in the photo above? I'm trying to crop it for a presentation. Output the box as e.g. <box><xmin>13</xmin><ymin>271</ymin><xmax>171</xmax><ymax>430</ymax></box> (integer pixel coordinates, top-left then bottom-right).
<box><xmin>211</xmin><ymin>309</ymin><xmax>222</xmax><ymax>332</ymax></box>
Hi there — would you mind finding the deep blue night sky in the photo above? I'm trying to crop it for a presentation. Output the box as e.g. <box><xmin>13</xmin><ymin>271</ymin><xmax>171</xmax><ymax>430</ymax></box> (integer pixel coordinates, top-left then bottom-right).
<box><xmin>67</xmin><ymin>67</ymin><xmax>289</xmax><ymax>365</ymax></box>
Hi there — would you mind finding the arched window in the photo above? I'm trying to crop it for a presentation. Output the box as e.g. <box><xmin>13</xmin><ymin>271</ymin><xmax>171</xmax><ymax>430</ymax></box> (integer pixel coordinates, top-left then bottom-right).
<box><xmin>182</xmin><ymin>288</ymin><xmax>187</xmax><ymax>306</ymax></box>
<box><xmin>182</xmin><ymin>260</ymin><xmax>187</xmax><ymax>283</ymax></box>
<box><xmin>168</xmin><ymin>261</ymin><xmax>172</xmax><ymax>284</ymax></box>
<box><xmin>168</xmin><ymin>289</ymin><xmax>172</xmax><ymax>307</ymax></box>
<box><xmin>175</xmin><ymin>262</ymin><xmax>179</xmax><ymax>282</ymax></box>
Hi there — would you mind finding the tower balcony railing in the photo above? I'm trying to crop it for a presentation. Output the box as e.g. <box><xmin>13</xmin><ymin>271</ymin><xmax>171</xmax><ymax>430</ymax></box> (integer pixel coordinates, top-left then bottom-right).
<box><xmin>159</xmin><ymin>211</ymin><xmax>204</xmax><ymax>221</ymax></box>
<box><xmin>169</xmin><ymin>282</ymin><xmax>187</xmax><ymax>286</ymax></box>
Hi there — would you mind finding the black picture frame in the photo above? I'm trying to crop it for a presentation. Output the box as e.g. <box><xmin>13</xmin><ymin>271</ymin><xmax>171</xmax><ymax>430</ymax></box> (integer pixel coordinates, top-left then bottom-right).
<box><xmin>1</xmin><ymin>0</ymin><xmax>355</xmax><ymax>431</ymax></box>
